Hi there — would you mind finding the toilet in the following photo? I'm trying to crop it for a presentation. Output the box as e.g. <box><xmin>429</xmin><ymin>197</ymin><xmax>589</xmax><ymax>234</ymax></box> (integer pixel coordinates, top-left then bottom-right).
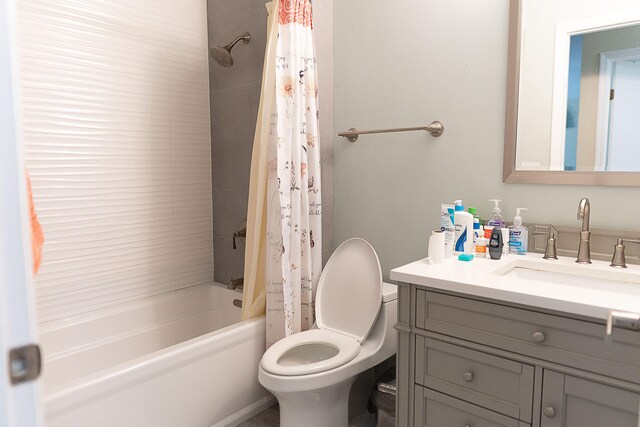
<box><xmin>258</xmin><ymin>238</ymin><xmax>398</xmax><ymax>427</ymax></box>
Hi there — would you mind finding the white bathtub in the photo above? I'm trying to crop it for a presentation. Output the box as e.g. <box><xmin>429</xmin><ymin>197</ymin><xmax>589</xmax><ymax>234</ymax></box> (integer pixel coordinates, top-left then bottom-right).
<box><xmin>39</xmin><ymin>284</ymin><xmax>274</xmax><ymax>427</ymax></box>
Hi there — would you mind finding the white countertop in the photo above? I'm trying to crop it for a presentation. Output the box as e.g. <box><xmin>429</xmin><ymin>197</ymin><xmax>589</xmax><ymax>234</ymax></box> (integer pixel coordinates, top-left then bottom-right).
<box><xmin>390</xmin><ymin>253</ymin><xmax>640</xmax><ymax>321</ymax></box>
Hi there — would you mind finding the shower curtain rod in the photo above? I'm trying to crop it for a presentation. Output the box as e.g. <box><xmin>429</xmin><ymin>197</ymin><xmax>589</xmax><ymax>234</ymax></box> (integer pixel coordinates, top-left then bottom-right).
<box><xmin>338</xmin><ymin>120</ymin><xmax>444</xmax><ymax>142</ymax></box>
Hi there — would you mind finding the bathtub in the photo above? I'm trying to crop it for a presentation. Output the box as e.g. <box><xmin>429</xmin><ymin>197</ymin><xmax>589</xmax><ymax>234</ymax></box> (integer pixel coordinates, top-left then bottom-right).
<box><xmin>39</xmin><ymin>284</ymin><xmax>274</xmax><ymax>427</ymax></box>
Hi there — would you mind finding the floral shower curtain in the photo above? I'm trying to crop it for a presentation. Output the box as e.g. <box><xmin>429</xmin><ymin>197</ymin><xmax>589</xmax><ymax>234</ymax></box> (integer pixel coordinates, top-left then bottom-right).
<box><xmin>242</xmin><ymin>0</ymin><xmax>322</xmax><ymax>348</ymax></box>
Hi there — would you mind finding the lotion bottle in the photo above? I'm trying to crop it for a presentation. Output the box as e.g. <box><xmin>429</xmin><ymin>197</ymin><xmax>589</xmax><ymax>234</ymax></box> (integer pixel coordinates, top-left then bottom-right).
<box><xmin>454</xmin><ymin>200</ymin><xmax>474</xmax><ymax>255</ymax></box>
<box><xmin>475</xmin><ymin>229</ymin><xmax>487</xmax><ymax>258</ymax></box>
<box><xmin>508</xmin><ymin>208</ymin><xmax>529</xmax><ymax>255</ymax></box>
<box><xmin>473</xmin><ymin>218</ymin><xmax>482</xmax><ymax>252</ymax></box>
<box><xmin>440</xmin><ymin>204</ymin><xmax>455</xmax><ymax>258</ymax></box>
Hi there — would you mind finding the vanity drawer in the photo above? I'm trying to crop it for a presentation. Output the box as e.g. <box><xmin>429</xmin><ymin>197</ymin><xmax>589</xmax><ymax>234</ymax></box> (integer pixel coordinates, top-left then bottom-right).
<box><xmin>415</xmin><ymin>290</ymin><xmax>640</xmax><ymax>383</ymax></box>
<box><xmin>415</xmin><ymin>336</ymin><xmax>534</xmax><ymax>422</ymax></box>
<box><xmin>414</xmin><ymin>386</ymin><xmax>530</xmax><ymax>427</ymax></box>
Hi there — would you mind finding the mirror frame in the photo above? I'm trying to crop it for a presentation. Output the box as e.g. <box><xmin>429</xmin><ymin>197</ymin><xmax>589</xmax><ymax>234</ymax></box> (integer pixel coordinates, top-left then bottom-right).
<box><xmin>503</xmin><ymin>0</ymin><xmax>640</xmax><ymax>186</ymax></box>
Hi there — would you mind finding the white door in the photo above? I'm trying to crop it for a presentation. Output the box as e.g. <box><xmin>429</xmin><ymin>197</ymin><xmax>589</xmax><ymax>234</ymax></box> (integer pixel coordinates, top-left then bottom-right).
<box><xmin>606</xmin><ymin>59</ymin><xmax>640</xmax><ymax>171</ymax></box>
<box><xmin>0</xmin><ymin>0</ymin><xmax>44</xmax><ymax>425</ymax></box>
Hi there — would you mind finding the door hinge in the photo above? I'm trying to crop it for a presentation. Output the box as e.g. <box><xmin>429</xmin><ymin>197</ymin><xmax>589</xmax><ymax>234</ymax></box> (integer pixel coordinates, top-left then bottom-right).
<box><xmin>8</xmin><ymin>344</ymin><xmax>41</xmax><ymax>385</ymax></box>
<box><xmin>610</xmin><ymin>88</ymin><xmax>615</xmax><ymax>100</ymax></box>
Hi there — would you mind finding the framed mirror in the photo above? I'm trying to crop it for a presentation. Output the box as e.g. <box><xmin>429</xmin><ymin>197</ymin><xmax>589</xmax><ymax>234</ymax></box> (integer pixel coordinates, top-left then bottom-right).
<box><xmin>504</xmin><ymin>0</ymin><xmax>640</xmax><ymax>186</ymax></box>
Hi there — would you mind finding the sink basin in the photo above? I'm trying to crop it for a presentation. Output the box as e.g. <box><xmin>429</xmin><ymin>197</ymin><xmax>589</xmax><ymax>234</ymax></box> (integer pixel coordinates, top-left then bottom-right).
<box><xmin>492</xmin><ymin>258</ymin><xmax>640</xmax><ymax>290</ymax></box>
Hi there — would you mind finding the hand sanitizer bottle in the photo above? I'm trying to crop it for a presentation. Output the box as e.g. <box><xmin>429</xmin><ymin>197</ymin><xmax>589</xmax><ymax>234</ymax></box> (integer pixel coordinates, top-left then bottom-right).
<box><xmin>509</xmin><ymin>208</ymin><xmax>529</xmax><ymax>255</ymax></box>
<box><xmin>487</xmin><ymin>199</ymin><xmax>504</xmax><ymax>227</ymax></box>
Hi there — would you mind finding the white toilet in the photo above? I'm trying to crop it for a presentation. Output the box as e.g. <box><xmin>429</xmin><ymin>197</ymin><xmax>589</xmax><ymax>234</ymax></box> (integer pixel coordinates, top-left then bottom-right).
<box><xmin>258</xmin><ymin>238</ymin><xmax>398</xmax><ymax>427</ymax></box>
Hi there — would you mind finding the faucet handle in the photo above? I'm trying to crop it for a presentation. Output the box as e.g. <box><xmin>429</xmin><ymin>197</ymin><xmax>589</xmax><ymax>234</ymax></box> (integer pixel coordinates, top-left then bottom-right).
<box><xmin>543</xmin><ymin>232</ymin><xmax>558</xmax><ymax>260</ymax></box>
<box><xmin>611</xmin><ymin>239</ymin><xmax>626</xmax><ymax>268</ymax></box>
<box><xmin>610</xmin><ymin>238</ymin><xmax>640</xmax><ymax>268</ymax></box>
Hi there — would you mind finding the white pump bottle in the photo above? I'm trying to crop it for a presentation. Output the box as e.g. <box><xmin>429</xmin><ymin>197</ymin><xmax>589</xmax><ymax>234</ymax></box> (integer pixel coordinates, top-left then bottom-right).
<box><xmin>487</xmin><ymin>199</ymin><xmax>504</xmax><ymax>227</ymax></box>
<box><xmin>508</xmin><ymin>208</ymin><xmax>528</xmax><ymax>255</ymax></box>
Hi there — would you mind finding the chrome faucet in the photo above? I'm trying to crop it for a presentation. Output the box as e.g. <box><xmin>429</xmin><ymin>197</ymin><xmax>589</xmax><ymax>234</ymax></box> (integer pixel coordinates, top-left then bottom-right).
<box><xmin>576</xmin><ymin>198</ymin><xmax>591</xmax><ymax>264</ymax></box>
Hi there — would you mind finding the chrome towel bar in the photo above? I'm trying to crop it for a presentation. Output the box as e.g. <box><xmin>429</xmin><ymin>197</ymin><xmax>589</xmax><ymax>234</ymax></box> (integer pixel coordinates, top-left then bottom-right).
<box><xmin>338</xmin><ymin>120</ymin><xmax>444</xmax><ymax>142</ymax></box>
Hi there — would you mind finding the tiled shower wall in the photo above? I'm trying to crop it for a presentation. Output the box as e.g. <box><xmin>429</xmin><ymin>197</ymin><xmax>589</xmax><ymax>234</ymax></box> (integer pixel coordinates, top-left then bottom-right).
<box><xmin>20</xmin><ymin>0</ymin><xmax>214</xmax><ymax>324</ymax></box>
<box><xmin>207</xmin><ymin>0</ymin><xmax>334</xmax><ymax>285</ymax></box>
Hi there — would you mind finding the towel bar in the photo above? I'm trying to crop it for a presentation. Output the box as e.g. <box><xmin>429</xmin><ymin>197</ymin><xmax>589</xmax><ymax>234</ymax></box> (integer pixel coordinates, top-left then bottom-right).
<box><xmin>338</xmin><ymin>120</ymin><xmax>444</xmax><ymax>142</ymax></box>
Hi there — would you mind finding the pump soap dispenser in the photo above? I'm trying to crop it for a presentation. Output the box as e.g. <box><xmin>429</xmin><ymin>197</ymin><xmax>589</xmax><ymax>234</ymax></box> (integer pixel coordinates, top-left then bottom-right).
<box><xmin>509</xmin><ymin>208</ymin><xmax>529</xmax><ymax>255</ymax></box>
<box><xmin>487</xmin><ymin>199</ymin><xmax>505</xmax><ymax>227</ymax></box>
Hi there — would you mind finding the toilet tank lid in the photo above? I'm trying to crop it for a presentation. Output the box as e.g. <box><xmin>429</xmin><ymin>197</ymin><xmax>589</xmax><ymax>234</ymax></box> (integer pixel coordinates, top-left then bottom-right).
<box><xmin>382</xmin><ymin>282</ymin><xmax>397</xmax><ymax>303</ymax></box>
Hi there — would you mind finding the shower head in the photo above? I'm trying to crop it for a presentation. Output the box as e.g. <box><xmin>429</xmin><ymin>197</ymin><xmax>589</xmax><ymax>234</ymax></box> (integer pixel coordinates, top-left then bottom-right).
<box><xmin>210</xmin><ymin>46</ymin><xmax>234</xmax><ymax>68</ymax></box>
<box><xmin>210</xmin><ymin>32</ymin><xmax>251</xmax><ymax>68</ymax></box>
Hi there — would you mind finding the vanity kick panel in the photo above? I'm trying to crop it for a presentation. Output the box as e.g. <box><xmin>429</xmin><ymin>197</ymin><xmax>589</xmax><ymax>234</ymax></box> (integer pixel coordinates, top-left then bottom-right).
<box><xmin>415</xmin><ymin>290</ymin><xmax>640</xmax><ymax>383</ymax></box>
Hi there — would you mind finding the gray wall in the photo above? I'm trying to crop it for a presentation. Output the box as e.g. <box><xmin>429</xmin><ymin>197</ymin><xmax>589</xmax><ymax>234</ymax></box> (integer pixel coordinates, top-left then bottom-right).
<box><xmin>207</xmin><ymin>0</ymin><xmax>334</xmax><ymax>284</ymax></box>
<box><xmin>333</xmin><ymin>0</ymin><xmax>640</xmax><ymax>280</ymax></box>
<box><xmin>207</xmin><ymin>0</ymin><xmax>266</xmax><ymax>285</ymax></box>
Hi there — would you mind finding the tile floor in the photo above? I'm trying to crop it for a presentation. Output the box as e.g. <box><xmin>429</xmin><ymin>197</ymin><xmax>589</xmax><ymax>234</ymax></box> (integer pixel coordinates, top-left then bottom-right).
<box><xmin>236</xmin><ymin>404</ymin><xmax>279</xmax><ymax>426</ymax></box>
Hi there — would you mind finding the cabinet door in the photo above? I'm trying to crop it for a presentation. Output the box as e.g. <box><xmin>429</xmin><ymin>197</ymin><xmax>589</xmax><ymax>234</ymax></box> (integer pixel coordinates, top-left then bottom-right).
<box><xmin>541</xmin><ymin>370</ymin><xmax>640</xmax><ymax>427</ymax></box>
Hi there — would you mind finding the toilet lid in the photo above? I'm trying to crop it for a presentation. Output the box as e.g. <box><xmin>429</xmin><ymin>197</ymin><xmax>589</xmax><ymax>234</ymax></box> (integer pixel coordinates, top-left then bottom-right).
<box><xmin>316</xmin><ymin>238</ymin><xmax>382</xmax><ymax>343</ymax></box>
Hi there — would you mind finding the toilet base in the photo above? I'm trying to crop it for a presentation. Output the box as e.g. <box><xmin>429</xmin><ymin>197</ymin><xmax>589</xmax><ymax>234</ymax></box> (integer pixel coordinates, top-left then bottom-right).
<box><xmin>272</xmin><ymin>377</ymin><xmax>357</xmax><ymax>427</ymax></box>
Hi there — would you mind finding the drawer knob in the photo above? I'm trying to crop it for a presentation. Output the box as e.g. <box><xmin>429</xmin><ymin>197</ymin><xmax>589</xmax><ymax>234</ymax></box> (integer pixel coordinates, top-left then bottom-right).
<box><xmin>462</xmin><ymin>371</ymin><xmax>474</xmax><ymax>382</ymax></box>
<box><xmin>543</xmin><ymin>406</ymin><xmax>556</xmax><ymax>418</ymax></box>
<box><xmin>532</xmin><ymin>331</ymin><xmax>546</xmax><ymax>343</ymax></box>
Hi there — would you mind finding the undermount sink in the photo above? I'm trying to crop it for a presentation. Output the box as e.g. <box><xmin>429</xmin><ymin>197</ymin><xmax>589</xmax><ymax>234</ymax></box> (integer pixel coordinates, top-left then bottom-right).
<box><xmin>491</xmin><ymin>258</ymin><xmax>640</xmax><ymax>290</ymax></box>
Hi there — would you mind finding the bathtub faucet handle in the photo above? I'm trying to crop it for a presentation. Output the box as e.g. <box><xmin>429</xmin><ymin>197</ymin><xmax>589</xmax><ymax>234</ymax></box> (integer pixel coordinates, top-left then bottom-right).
<box><xmin>233</xmin><ymin>227</ymin><xmax>247</xmax><ymax>249</ymax></box>
<box><xmin>228</xmin><ymin>277</ymin><xmax>244</xmax><ymax>290</ymax></box>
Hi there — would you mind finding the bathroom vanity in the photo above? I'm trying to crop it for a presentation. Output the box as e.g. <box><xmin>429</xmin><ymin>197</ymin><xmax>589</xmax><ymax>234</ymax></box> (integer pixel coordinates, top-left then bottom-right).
<box><xmin>391</xmin><ymin>255</ymin><xmax>640</xmax><ymax>426</ymax></box>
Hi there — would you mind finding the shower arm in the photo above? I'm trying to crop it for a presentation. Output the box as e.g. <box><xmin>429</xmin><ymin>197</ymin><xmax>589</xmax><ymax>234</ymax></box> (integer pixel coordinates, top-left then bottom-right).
<box><xmin>338</xmin><ymin>120</ymin><xmax>444</xmax><ymax>142</ymax></box>
<box><xmin>224</xmin><ymin>34</ymin><xmax>250</xmax><ymax>50</ymax></box>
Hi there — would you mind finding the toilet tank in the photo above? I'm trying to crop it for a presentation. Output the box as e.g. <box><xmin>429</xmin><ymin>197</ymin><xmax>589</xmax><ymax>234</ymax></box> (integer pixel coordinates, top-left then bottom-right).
<box><xmin>372</xmin><ymin>282</ymin><xmax>397</xmax><ymax>359</ymax></box>
<box><xmin>382</xmin><ymin>282</ymin><xmax>397</xmax><ymax>304</ymax></box>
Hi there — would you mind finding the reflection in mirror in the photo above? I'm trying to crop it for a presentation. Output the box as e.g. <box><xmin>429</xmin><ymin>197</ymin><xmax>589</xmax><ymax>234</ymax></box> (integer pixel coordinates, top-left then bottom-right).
<box><xmin>504</xmin><ymin>0</ymin><xmax>640</xmax><ymax>186</ymax></box>
<box><xmin>564</xmin><ymin>26</ymin><xmax>640</xmax><ymax>172</ymax></box>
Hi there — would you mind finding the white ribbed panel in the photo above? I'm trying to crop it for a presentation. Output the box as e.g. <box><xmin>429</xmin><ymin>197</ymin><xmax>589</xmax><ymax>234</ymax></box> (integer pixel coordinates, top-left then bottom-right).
<box><xmin>16</xmin><ymin>0</ymin><xmax>213</xmax><ymax>325</ymax></box>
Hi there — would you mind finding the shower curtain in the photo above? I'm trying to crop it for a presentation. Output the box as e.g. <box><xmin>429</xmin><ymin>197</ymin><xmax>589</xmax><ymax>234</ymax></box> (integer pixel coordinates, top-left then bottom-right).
<box><xmin>241</xmin><ymin>0</ymin><xmax>322</xmax><ymax>348</ymax></box>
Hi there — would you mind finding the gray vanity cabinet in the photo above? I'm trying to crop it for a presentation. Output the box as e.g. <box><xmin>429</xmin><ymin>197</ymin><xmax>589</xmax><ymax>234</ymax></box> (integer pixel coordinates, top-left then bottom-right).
<box><xmin>396</xmin><ymin>283</ymin><xmax>640</xmax><ymax>427</ymax></box>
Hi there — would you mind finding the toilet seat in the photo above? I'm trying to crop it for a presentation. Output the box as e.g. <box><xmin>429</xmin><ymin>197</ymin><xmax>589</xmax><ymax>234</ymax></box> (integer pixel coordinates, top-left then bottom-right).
<box><xmin>315</xmin><ymin>238</ymin><xmax>383</xmax><ymax>342</ymax></box>
<box><xmin>260</xmin><ymin>238</ymin><xmax>383</xmax><ymax>377</ymax></box>
<box><xmin>260</xmin><ymin>329</ymin><xmax>360</xmax><ymax>376</ymax></box>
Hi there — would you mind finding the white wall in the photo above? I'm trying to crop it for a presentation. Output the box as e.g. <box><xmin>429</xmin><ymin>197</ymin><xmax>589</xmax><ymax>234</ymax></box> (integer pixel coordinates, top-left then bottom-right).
<box><xmin>17</xmin><ymin>0</ymin><xmax>214</xmax><ymax>324</ymax></box>
<box><xmin>314</xmin><ymin>0</ymin><xmax>335</xmax><ymax>263</ymax></box>
<box><xmin>577</xmin><ymin>25</ymin><xmax>640</xmax><ymax>169</ymax></box>
<box><xmin>334</xmin><ymin>0</ymin><xmax>640</xmax><ymax>279</ymax></box>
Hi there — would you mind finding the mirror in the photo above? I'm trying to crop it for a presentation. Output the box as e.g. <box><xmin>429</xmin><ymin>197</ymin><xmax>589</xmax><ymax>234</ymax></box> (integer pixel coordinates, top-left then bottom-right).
<box><xmin>504</xmin><ymin>0</ymin><xmax>640</xmax><ymax>185</ymax></box>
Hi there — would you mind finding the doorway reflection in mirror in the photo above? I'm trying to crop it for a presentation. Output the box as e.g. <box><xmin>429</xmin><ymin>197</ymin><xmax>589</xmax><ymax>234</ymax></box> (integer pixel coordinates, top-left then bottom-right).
<box><xmin>565</xmin><ymin>25</ymin><xmax>640</xmax><ymax>171</ymax></box>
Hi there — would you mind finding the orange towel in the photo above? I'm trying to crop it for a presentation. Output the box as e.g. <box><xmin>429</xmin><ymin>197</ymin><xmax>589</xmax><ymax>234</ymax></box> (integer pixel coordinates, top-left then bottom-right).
<box><xmin>27</xmin><ymin>173</ymin><xmax>44</xmax><ymax>274</ymax></box>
